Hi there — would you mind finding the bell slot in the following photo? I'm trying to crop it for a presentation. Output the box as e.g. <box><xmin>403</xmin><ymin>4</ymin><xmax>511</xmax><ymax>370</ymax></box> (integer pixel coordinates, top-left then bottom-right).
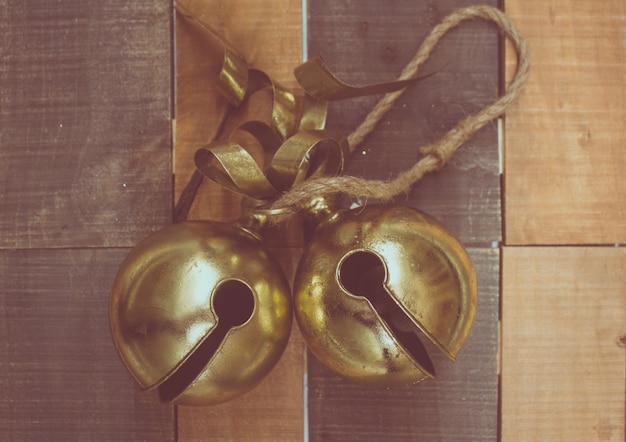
<box><xmin>339</xmin><ymin>250</ymin><xmax>435</xmax><ymax>377</ymax></box>
<box><xmin>158</xmin><ymin>279</ymin><xmax>255</xmax><ymax>402</ymax></box>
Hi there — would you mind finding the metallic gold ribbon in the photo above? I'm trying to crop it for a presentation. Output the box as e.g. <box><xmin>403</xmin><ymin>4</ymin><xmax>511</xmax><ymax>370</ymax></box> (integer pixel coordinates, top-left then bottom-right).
<box><xmin>195</xmin><ymin>122</ymin><xmax>348</xmax><ymax>199</ymax></box>
<box><xmin>186</xmin><ymin>10</ymin><xmax>431</xmax><ymax>203</ymax></box>
<box><xmin>296</xmin><ymin>55</ymin><xmax>425</xmax><ymax>100</ymax></box>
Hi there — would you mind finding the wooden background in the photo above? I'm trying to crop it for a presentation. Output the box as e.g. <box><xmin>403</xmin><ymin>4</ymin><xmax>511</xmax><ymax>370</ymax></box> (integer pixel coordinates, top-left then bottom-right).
<box><xmin>1</xmin><ymin>0</ymin><xmax>624</xmax><ymax>440</ymax></box>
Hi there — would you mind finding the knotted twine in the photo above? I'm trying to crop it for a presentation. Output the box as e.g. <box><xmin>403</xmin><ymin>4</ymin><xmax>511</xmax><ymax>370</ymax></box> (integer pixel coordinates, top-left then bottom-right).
<box><xmin>269</xmin><ymin>5</ymin><xmax>529</xmax><ymax>215</ymax></box>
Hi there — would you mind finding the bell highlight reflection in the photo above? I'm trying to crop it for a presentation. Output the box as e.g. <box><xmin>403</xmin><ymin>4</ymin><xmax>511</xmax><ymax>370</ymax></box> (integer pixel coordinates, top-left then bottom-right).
<box><xmin>293</xmin><ymin>204</ymin><xmax>477</xmax><ymax>388</ymax></box>
<box><xmin>109</xmin><ymin>221</ymin><xmax>292</xmax><ymax>406</ymax></box>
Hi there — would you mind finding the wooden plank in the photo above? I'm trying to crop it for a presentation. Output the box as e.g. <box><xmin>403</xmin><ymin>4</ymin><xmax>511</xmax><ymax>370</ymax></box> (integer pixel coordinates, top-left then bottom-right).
<box><xmin>306</xmin><ymin>1</ymin><xmax>500</xmax><ymax>439</ymax></box>
<box><xmin>501</xmin><ymin>247</ymin><xmax>626</xmax><ymax>440</ymax></box>
<box><xmin>0</xmin><ymin>249</ymin><xmax>175</xmax><ymax>441</ymax></box>
<box><xmin>0</xmin><ymin>0</ymin><xmax>172</xmax><ymax>249</ymax></box>
<box><xmin>503</xmin><ymin>0</ymin><xmax>626</xmax><ymax>245</ymax></box>
<box><xmin>175</xmin><ymin>0</ymin><xmax>303</xmax><ymax>233</ymax></box>
<box><xmin>178</xmin><ymin>332</ymin><xmax>305</xmax><ymax>441</ymax></box>
<box><xmin>308</xmin><ymin>248</ymin><xmax>500</xmax><ymax>441</ymax></box>
<box><xmin>308</xmin><ymin>0</ymin><xmax>500</xmax><ymax>245</ymax></box>
<box><xmin>174</xmin><ymin>1</ymin><xmax>305</xmax><ymax>439</ymax></box>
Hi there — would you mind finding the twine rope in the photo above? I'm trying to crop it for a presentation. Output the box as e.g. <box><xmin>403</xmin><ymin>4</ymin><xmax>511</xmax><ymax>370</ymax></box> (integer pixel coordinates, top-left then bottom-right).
<box><xmin>271</xmin><ymin>5</ymin><xmax>529</xmax><ymax>213</ymax></box>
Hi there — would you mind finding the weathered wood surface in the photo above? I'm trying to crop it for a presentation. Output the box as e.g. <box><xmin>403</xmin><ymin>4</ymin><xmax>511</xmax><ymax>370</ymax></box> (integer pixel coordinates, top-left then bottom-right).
<box><xmin>305</xmin><ymin>1</ymin><xmax>500</xmax><ymax>440</ymax></box>
<box><xmin>0</xmin><ymin>1</ymin><xmax>176</xmax><ymax>439</ymax></box>
<box><xmin>0</xmin><ymin>249</ymin><xmax>175</xmax><ymax>441</ymax></box>
<box><xmin>501</xmin><ymin>247</ymin><xmax>626</xmax><ymax>440</ymax></box>
<box><xmin>173</xmin><ymin>1</ymin><xmax>306</xmax><ymax>439</ymax></box>
<box><xmin>0</xmin><ymin>0</ymin><xmax>172</xmax><ymax>249</ymax></box>
<box><xmin>501</xmin><ymin>1</ymin><xmax>626</xmax><ymax>439</ymax></box>
<box><xmin>503</xmin><ymin>0</ymin><xmax>626</xmax><ymax>245</ymax></box>
<box><xmin>5</xmin><ymin>0</ymin><xmax>621</xmax><ymax>439</ymax></box>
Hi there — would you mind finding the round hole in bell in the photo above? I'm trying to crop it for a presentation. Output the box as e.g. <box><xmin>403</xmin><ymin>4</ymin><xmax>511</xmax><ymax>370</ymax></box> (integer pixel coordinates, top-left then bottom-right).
<box><xmin>212</xmin><ymin>279</ymin><xmax>256</xmax><ymax>328</ymax></box>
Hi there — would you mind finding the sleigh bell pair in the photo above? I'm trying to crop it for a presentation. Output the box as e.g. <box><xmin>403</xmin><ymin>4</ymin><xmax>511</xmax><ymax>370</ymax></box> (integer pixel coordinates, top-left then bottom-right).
<box><xmin>108</xmin><ymin>4</ymin><xmax>530</xmax><ymax>406</ymax></box>
<box><xmin>109</xmin><ymin>195</ymin><xmax>477</xmax><ymax>406</ymax></box>
<box><xmin>107</xmin><ymin>73</ymin><xmax>477</xmax><ymax>404</ymax></box>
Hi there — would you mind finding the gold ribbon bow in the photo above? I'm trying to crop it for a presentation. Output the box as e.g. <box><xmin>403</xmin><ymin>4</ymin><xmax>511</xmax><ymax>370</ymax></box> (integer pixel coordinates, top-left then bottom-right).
<box><xmin>181</xmin><ymin>6</ymin><xmax>429</xmax><ymax>204</ymax></box>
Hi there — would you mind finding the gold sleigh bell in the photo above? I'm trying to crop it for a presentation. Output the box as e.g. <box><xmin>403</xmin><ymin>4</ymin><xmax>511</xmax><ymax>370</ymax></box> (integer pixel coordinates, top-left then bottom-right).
<box><xmin>109</xmin><ymin>5</ymin><xmax>528</xmax><ymax>405</ymax></box>
<box><xmin>109</xmin><ymin>220</ymin><xmax>292</xmax><ymax>406</ymax></box>
<box><xmin>295</xmin><ymin>201</ymin><xmax>476</xmax><ymax>387</ymax></box>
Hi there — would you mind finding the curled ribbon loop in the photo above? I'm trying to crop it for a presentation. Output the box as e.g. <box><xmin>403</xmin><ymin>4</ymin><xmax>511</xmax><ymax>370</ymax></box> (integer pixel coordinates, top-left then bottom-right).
<box><xmin>267</xmin><ymin>130</ymin><xmax>348</xmax><ymax>191</ymax></box>
<box><xmin>195</xmin><ymin>121</ymin><xmax>282</xmax><ymax>200</ymax></box>
<box><xmin>195</xmin><ymin>142</ymin><xmax>276</xmax><ymax>199</ymax></box>
<box><xmin>247</xmin><ymin>70</ymin><xmax>299</xmax><ymax>140</ymax></box>
<box><xmin>196</xmin><ymin>122</ymin><xmax>349</xmax><ymax>200</ymax></box>
<box><xmin>217</xmin><ymin>46</ymin><xmax>248</xmax><ymax>106</ymax></box>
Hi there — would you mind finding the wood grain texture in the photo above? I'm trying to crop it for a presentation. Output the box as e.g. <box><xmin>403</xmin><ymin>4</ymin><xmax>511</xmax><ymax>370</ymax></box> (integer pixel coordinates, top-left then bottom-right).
<box><xmin>0</xmin><ymin>249</ymin><xmax>175</xmax><ymax>441</ymax></box>
<box><xmin>178</xmin><ymin>330</ymin><xmax>305</xmax><ymax>441</ymax></box>
<box><xmin>306</xmin><ymin>1</ymin><xmax>500</xmax><ymax>440</ymax></box>
<box><xmin>503</xmin><ymin>0</ymin><xmax>626</xmax><ymax>245</ymax></box>
<box><xmin>0</xmin><ymin>0</ymin><xmax>172</xmax><ymax>249</ymax></box>
<box><xmin>174</xmin><ymin>2</ymin><xmax>305</xmax><ymax>437</ymax></box>
<box><xmin>308</xmin><ymin>248</ymin><xmax>499</xmax><ymax>441</ymax></box>
<box><xmin>501</xmin><ymin>247</ymin><xmax>626</xmax><ymax>441</ymax></box>
<box><xmin>308</xmin><ymin>0</ymin><xmax>500</xmax><ymax>245</ymax></box>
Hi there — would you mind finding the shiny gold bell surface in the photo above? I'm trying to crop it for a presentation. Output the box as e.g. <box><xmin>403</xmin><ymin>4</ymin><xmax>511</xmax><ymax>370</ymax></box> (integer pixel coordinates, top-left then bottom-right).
<box><xmin>294</xmin><ymin>204</ymin><xmax>477</xmax><ymax>388</ymax></box>
<box><xmin>109</xmin><ymin>221</ymin><xmax>292</xmax><ymax>406</ymax></box>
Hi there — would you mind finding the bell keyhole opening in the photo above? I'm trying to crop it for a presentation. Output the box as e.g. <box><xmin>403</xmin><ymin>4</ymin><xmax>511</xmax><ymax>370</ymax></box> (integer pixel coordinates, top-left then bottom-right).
<box><xmin>158</xmin><ymin>279</ymin><xmax>255</xmax><ymax>402</ymax></box>
<box><xmin>338</xmin><ymin>250</ymin><xmax>436</xmax><ymax>377</ymax></box>
<box><xmin>212</xmin><ymin>279</ymin><xmax>256</xmax><ymax>329</ymax></box>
